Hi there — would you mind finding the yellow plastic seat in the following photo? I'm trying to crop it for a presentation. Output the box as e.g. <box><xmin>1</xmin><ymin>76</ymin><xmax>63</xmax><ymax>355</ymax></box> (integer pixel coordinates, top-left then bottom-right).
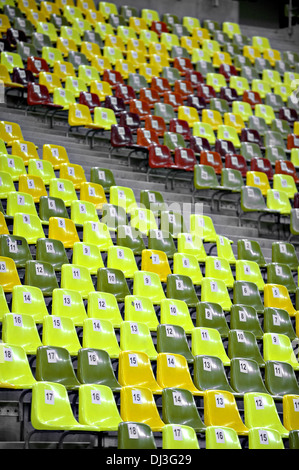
<box><xmin>243</xmin><ymin>45</ymin><xmax>261</xmax><ymax>64</ymax></box>
<box><xmin>51</xmin><ymin>288</ymin><xmax>88</xmax><ymax>326</ymax></box>
<box><xmin>18</xmin><ymin>174</ymin><xmax>47</xmax><ymax>203</ymax></box>
<box><xmin>128</xmin><ymin>17</ymin><xmax>148</xmax><ymax>35</ymax></box>
<box><xmin>264</xmin><ymin>283</ymin><xmax>297</xmax><ymax>317</ymax></box>
<box><xmin>263</xmin><ymin>332</ymin><xmax>299</xmax><ymax>371</ymax></box>
<box><xmin>60</xmin><ymin>25</ymin><xmax>82</xmax><ymax>47</ymax></box>
<box><xmin>118</xmin><ymin>350</ymin><xmax>162</xmax><ymax>394</ymax></box>
<box><xmin>224</xmin><ymin>112</ymin><xmax>246</xmax><ymax>134</ymax></box>
<box><xmin>177</xmin><ymin>106</ymin><xmax>200</xmax><ymax>128</ymax></box>
<box><xmin>213</xmin><ymin>51</ymin><xmax>232</xmax><ymax>69</ymax></box>
<box><xmin>60</xmin><ymin>264</ymin><xmax>95</xmax><ymax>299</ymax></box>
<box><xmin>120</xmin><ymin>385</ymin><xmax>165</xmax><ymax>431</ymax></box>
<box><xmin>11</xmin><ymin>140</ymin><xmax>39</xmax><ymax>166</ymax></box>
<box><xmin>49</xmin><ymin>178</ymin><xmax>78</xmax><ymax>207</ymax></box>
<box><xmin>229</xmin><ymin>75</ymin><xmax>250</xmax><ymax>96</ymax></box>
<box><xmin>82</xmin><ymin>221</ymin><xmax>113</xmax><ymax>252</ymax></box>
<box><xmin>13</xmin><ymin>213</ymin><xmax>45</xmax><ymax>245</ymax></box>
<box><xmin>160</xmin><ymin>298</ymin><xmax>194</xmax><ymax>334</ymax></box>
<box><xmin>42</xmin><ymin>315</ymin><xmax>82</xmax><ymax>356</ymax></box>
<box><xmin>0</xmin><ymin>256</ymin><xmax>21</xmax><ymax>292</ymax></box>
<box><xmin>172</xmin><ymin>253</ymin><xmax>203</xmax><ymax>286</ymax></box>
<box><xmin>93</xmin><ymin>107</ymin><xmax>117</xmax><ymax>131</ymax></box>
<box><xmin>252</xmin><ymin>36</ymin><xmax>271</xmax><ymax>53</ymax></box>
<box><xmin>72</xmin><ymin>242</ymin><xmax>104</xmax><ymax>275</ymax></box>
<box><xmin>120</xmin><ymin>321</ymin><xmax>158</xmax><ymax>360</ymax></box>
<box><xmin>139</xmin><ymin>30</ymin><xmax>159</xmax><ymax>48</ymax></box>
<box><xmin>177</xmin><ymin>233</ymin><xmax>208</xmax><ymax>263</ymax></box>
<box><xmin>255</xmin><ymin>103</ymin><xmax>276</xmax><ymax>125</ymax></box>
<box><xmin>42</xmin><ymin>144</ymin><xmax>70</xmax><ymax>170</ymax></box>
<box><xmin>42</xmin><ymin>46</ymin><xmax>64</xmax><ymax>68</ymax></box>
<box><xmin>0</xmin><ymin>343</ymin><xmax>37</xmax><ymax>389</ymax></box>
<box><xmin>82</xmin><ymin>318</ymin><xmax>120</xmax><ymax>359</ymax></box>
<box><xmin>205</xmin><ymin>257</ymin><xmax>235</xmax><ymax>289</ymax></box>
<box><xmin>244</xmin><ymin>392</ymin><xmax>289</xmax><ymax>438</ymax></box>
<box><xmin>56</xmin><ymin>38</ymin><xmax>78</xmax><ymax>59</ymax></box>
<box><xmin>251</xmin><ymin>80</ymin><xmax>272</xmax><ymax>100</ymax></box>
<box><xmin>192</xmin><ymin>27</ymin><xmax>210</xmax><ymax>45</ymax></box>
<box><xmin>217</xmin><ymin>125</ymin><xmax>241</xmax><ymax>148</ymax></box>
<box><xmin>78</xmin><ymin>65</ymin><xmax>101</xmax><ymax>86</ymax></box>
<box><xmin>0</xmin><ymin>213</ymin><xmax>9</xmax><ymax>236</ymax></box>
<box><xmin>246</xmin><ymin>171</ymin><xmax>271</xmax><ymax>196</ymax></box>
<box><xmin>223</xmin><ymin>22</ymin><xmax>241</xmax><ymax>39</ymax></box>
<box><xmin>232</xmin><ymin>101</ymin><xmax>253</xmax><ymax>123</ymax></box>
<box><xmin>141</xmin><ymin>8</ymin><xmax>160</xmax><ymax>26</ymax></box>
<box><xmin>107</xmin><ymin>245</ymin><xmax>138</xmax><ymax>279</ymax></box>
<box><xmin>2</xmin><ymin>313</ymin><xmax>42</xmax><ymax>355</ymax></box>
<box><xmin>141</xmin><ymin>249</ymin><xmax>171</xmax><ymax>283</ymax></box>
<box><xmin>0</xmin><ymin>154</ymin><xmax>26</xmax><ymax>182</ymax></box>
<box><xmin>115</xmin><ymin>59</ymin><xmax>136</xmax><ymax>80</ymax></box>
<box><xmin>99</xmin><ymin>1</ymin><xmax>118</xmax><ymax>20</ymax></box>
<box><xmin>59</xmin><ymin>163</ymin><xmax>87</xmax><ymax>190</ymax></box>
<box><xmin>80</xmin><ymin>182</ymin><xmax>107</xmax><ymax>211</ymax></box>
<box><xmin>235</xmin><ymin>260</ymin><xmax>265</xmax><ymax>291</ymax></box>
<box><xmin>156</xmin><ymin>353</ymin><xmax>203</xmax><ymax>396</ymax></box>
<box><xmin>0</xmin><ymin>121</ymin><xmax>24</xmax><ymax>147</ymax></box>
<box><xmin>87</xmin><ymin>291</ymin><xmax>122</xmax><ymax>328</ymax></box>
<box><xmin>39</xmin><ymin>71</ymin><xmax>62</xmax><ymax>95</ymax></box>
<box><xmin>89</xmin><ymin>80</ymin><xmax>113</xmax><ymax>102</ymax></box>
<box><xmin>204</xmin><ymin>389</ymin><xmax>249</xmax><ymax>435</ymax></box>
<box><xmin>65</xmin><ymin>77</ymin><xmax>88</xmax><ymax>98</ymax></box>
<box><xmin>191</xmin><ymin>327</ymin><xmax>231</xmax><ymax>366</ymax></box>
<box><xmin>182</xmin><ymin>16</ymin><xmax>201</xmax><ymax>34</ymax></box>
<box><xmin>201</xmin><ymin>109</ymin><xmax>223</xmax><ymax>131</ymax></box>
<box><xmin>133</xmin><ymin>271</ymin><xmax>166</xmax><ymax>306</ymax></box>
<box><xmin>0</xmin><ymin>51</ymin><xmax>24</xmax><ymax>73</ymax></box>
<box><xmin>283</xmin><ymin>394</ymin><xmax>299</xmax><ymax>431</ymax></box>
<box><xmin>180</xmin><ymin>36</ymin><xmax>199</xmax><ymax>55</ymax></box>
<box><xmin>201</xmin><ymin>277</ymin><xmax>232</xmax><ymax>312</ymax></box>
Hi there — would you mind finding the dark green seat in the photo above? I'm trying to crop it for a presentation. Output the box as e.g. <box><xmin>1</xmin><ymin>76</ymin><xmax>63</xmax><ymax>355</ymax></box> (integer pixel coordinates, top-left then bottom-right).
<box><xmin>97</xmin><ymin>267</ymin><xmax>131</xmax><ymax>302</ymax></box>
<box><xmin>237</xmin><ymin>238</ymin><xmax>267</xmax><ymax>268</ymax></box>
<box><xmin>228</xmin><ymin>329</ymin><xmax>265</xmax><ymax>367</ymax></box>
<box><xmin>161</xmin><ymin>66</ymin><xmax>181</xmax><ymax>86</ymax></box>
<box><xmin>116</xmin><ymin>224</ymin><xmax>146</xmax><ymax>256</ymax></box>
<box><xmin>166</xmin><ymin>274</ymin><xmax>199</xmax><ymax>308</ymax></box>
<box><xmin>263</xmin><ymin>307</ymin><xmax>297</xmax><ymax>341</ymax></box>
<box><xmin>50</xmin><ymin>13</ymin><xmax>69</xmax><ymax>30</ymax></box>
<box><xmin>265</xmin><ymin>146</ymin><xmax>287</xmax><ymax>164</ymax></box>
<box><xmin>0</xmin><ymin>234</ymin><xmax>32</xmax><ymax>268</ymax></box>
<box><xmin>36</xmin><ymin>238</ymin><xmax>69</xmax><ymax>271</ymax></box>
<box><xmin>162</xmin><ymin>387</ymin><xmax>206</xmax><ymax>432</ymax></box>
<box><xmin>264</xmin><ymin>130</ymin><xmax>285</xmax><ymax>148</ymax></box>
<box><xmin>16</xmin><ymin>41</ymin><xmax>37</xmax><ymax>61</ymax></box>
<box><xmin>240</xmin><ymin>141</ymin><xmax>263</xmax><ymax>161</ymax></box>
<box><xmin>196</xmin><ymin>60</ymin><xmax>215</xmax><ymax>78</ymax></box>
<box><xmin>290</xmin><ymin>209</ymin><xmax>299</xmax><ymax>237</ymax></box>
<box><xmin>272</xmin><ymin>241</ymin><xmax>299</xmax><ymax>271</ymax></box>
<box><xmin>254</xmin><ymin>57</ymin><xmax>272</xmax><ymax>74</ymax></box>
<box><xmin>83</xmin><ymin>30</ymin><xmax>104</xmax><ymax>48</ymax></box>
<box><xmin>39</xmin><ymin>196</ymin><xmax>69</xmax><ymax>222</ymax></box>
<box><xmin>289</xmin><ymin>430</ymin><xmax>299</xmax><ymax>449</ymax></box>
<box><xmin>148</xmin><ymin>229</ymin><xmax>177</xmax><ymax>259</ymax></box>
<box><xmin>240</xmin><ymin>186</ymin><xmax>272</xmax><ymax>216</ymax></box>
<box><xmin>266</xmin><ymin>94</ymin><xmax>285</xmax><ymax>113</ymax></box>
<box><xmin>193</xmin><ymin>164</ymin><xmax>222</xmax><ymax>191</ymax></box>
<box><xmin>195</xmin><ymin>301</ymin><xmax>230</xmax><ymax>338</ymax></box>
<box><xmin>230</xmin><ymin>304</ymin><xmax>264</xmax><ymax>339</ymax></box>
<box><xmin>160</xmin><ymin>210</ymin><xmax>187</xmax><ymax>238</ymax></box>
<box><xmin>210</xmin><ymin>97</ymin><xmax>230</xmax><ymax>115</ymax></box>
<box><xmin>156</xmin><ymin>324</ymin><xmax>194</xmax><ymax>364</ymax></box>
<box><xmin>77</xmin><ymin>348</ymin><xmax>121</xmax><ymax>392</ymax></box>
<box><xmin>241</xmin><ymin>65</ymin><xmax>259</xmax><ymax>83</ymax></box>
<box><xmin>233</xmin><ymin>280</ymin><xmax>264</xmax><ymax>313</ymax></box>
<box><xmin>264</xmin><ymin>360</ymin><xmax>299</xmax><ymax>397</ymax></box>
<box><xmin>193</xmin><ymin>355</ymin><xmax>235</xmax><ymax>394</ymax></box>
<box><xmin>118</xmin><ymin>422</ymin><xmax>157</xmax><ymax>449</ymax></box>
<box><xmin>68</xmin><ymin>50</ymin><xmax>90</xmax><ymax>71</ymax></box>
<box><xmin>266</xmin><ymin>262</ymin><xmax>297</xmax><ymax>293</ymax></box>
<box><xmin>230</xmin><ymin>357</ymin><xmax>269</xmax><ymax>395</ymax></box>
<box><xmin>127</xmin><ymin>72</ymin><xmax>148</xmax><ymax>92</ymax></box>
<box><xmin>220</xmin><ymin>168</ymin><xmax>243</xmax><ymax>193</ymax></box>
<box><xmin>120</xmin><ymin>5</ymin><xmax>138</xmax><ymax>21</ymax></box>
<box><xmin>35</xmin><ymin>345</ymin><xmax>81</xmax><ymax>390</ymax></box>
<box><xmin>90</xmin><ymin>167</ymin><xmax>116</xmax><ymax>193</ymax></box>
<box><xmin>25</xmin><ymin>260</ymin><xmax>59</xmax><ymax>296</ymax></box>
<box><xmin>32</xmin><ymin>31</ymin><xmax>52</xmax><ymax>52</ymax></box>
<box><xmin>140</xmin><ymin>189</ymin><xmax>168</xmax><ymax>216</ymax></box>
<box><xmin>155</xmin><ymin>104</ymin><xmax>176</xmax><ymax>124</ymax></box>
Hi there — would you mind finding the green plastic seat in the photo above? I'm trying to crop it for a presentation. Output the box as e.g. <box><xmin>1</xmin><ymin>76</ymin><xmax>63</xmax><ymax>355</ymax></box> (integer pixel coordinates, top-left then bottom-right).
<box><xmin>230</xmin><ymin>357</ymin><xmax>269</xmax><ymax>395</ymax></box>
<box><xmin>87</xmin><ymin>291</ymin><xmax>123</xmax><ymax>328</ymax></box>
<box><xmin>160</xmin><ymin>210</ymin><xmax>187</xmax><ymax>238</ymax></box>
<box><xmin>248</xmin><ymin>427</ymin><xmax>284</xmax><ymax>449</ymax></box>
<box><xmin>191</xmin><ymin>327</ymin><xmax>231</xmax><ymax>366</ymax></box>
<box><xmin>36</xmin><ymin>238</ymin><xmax>69</xmax><ymax>271</ymax></box>
<box><xmin>140</xmin><ymin>189</ymin><xmax>167</xmax><ymax>216</ymax></box>
<box><xmin>156</xmin><ymin>324</ymin><xmax>194</xmax><ymax>364</ymax></box>
<box><xmin>148</xmin><ymin>229</ymin><xmax>176</xmax><ymax>259</ymax></box>
<box><xmin>267</xmin><ymin>262</ymin><xmax>296</xmax><ymax>293</ymax></box>
<box><xmin>228</xmin><ymin>329</ymin><xmax>265</xmax><ymax>367</ymax></box>
<box><xmin>243</xmin><ymin>392</ymin><xmax>289</xmax><ymax>438</ymax></box>
<box><xmin>264</xmin><ymin>360</ymin><xmax>299</xmax><ymax>397</ymax></box>
<box><xmin>263</xmin><ymin>307</ymin><xmax>297</xmax><ymax>341</ymax></box>
<box><xmin>193</xmin><ymin>164</ymin><xmax>222</xmax><ymax>192</ymax></box>
<box><xmin>166</xmin><ymin>274</ymin><xmax>199</xmax><ymax>308</ymax></box>
<box><xmin>237</xmin><ymin>239</ymin><xmax>266</xmax><ymax>268</ymax></box>
<box><xmin>159</xmin><ymin>298</ymin><xmax>195</xmax><ymax>334</ymax></box>
<box><xmin>195</xmin><ymin>301</ymin><xmax>230</xmax><ymax>338</ymax></box>
<box><xmin>2</xmin><ymin>313</ymin><xmax>42</xmax><ymax>355</ymax></box>
<box><xmin>272</xmin><ymin>241</ymin><xmax>299</xmax><ymax>271</ymax></box>
<box><xmin>118</xmin><ymin>421</ymin><xmax>157</xmax><ymax>449</ymax></box>
<box><xmin>90</xmin><ymin>167</ymin><xmax>116</xmax><ymax>193</ymax></box>
<box><xmin>161</xmin><ymin>387</ymin><xmax>206</xmax><ymax>432</ymax></box>
<box><xmin>61</xmin><ymin>264</ymin><xmax>95</xmax><ymax>299</ymax></box>
<box><xmin>233</xmin><ymin>280</ymin><xmax>264</xmax><ymax>313</ymax></box>
<box><xmin>102</xmin><ymin>204</ymin><xmax>128</xmax><ymax>232</ymax></box>
<box><xmin>116</xmin><ymin>225</ymin><xmax>146</xmax><ymax>256</ymax></box>
<box><xmin>193</xmin><ymin>355</ymin><xmax>235</xmax><ymax>394</ymax></box>
<box><xmin>240</xmin><ymin>141</ymin><xmax>263</xmax><ymax>161</ymax></box>
<box><xmin>77</xmin><ymin>348</ymin><xmax>121</xmax><ymax>392</ymax></box>
<box><xmin>97</xmin><ymin>267</ymin><xmax>130</xmax><ymax>302</ymax></box>
<box><xmin>230</xmin><ymin>305</ymin><xmax>264</xmax><ymax>339</ymax></box>
<box><xmin>0</xmin><ymin>343</ymin><xmax>37</xmax><ymax>389</ymax></box>
<box><xmin>51</xmin><ymin>288</ymin><xmax>88</xmax><ymax>327</ymax></box>
<box><xmin>289</xmin><ymin>430</ymin><xmax>299</xmax><ymax>449</ymax></box>
<box><xmin>0</xmin><ymin>234</ymin><xmax>32</xmax><ymax>268</ymax></box>
<box><xmin>119</xmin><ymin>321</ymin><xmax>158</xmax><ymax>360</ymax></box>
<box><xmin>25</xmin><ymin>260</ymin><xmax>59</xmax><ymax>296</ymax></box>
<box><xmin>39</xmin><ymin>196</ymin><xmax>69</xmax><ymax>222</ymax></box>
<box><xmin>35</xmin><ymin>345</ymin><xmax>81</xmax><ymax>390</ymax></box>
<box><xmin>205</xmin><ymin>426</ymin><xmax>242</xmax><ymax>449</ymax></box>
<box><xmin>82</xmin><ymin>318</ymin><xmax>121</xmax><ymax>359</ymax></box>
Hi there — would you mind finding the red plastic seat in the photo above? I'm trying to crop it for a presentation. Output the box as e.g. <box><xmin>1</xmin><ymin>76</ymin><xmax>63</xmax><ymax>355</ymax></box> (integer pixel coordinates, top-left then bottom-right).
<box><xmin>173</xmin><ymin>58</ymin><xmax>194</xmax><ymax>76</ymax></box>
<box><xmin>163</xmin><ymin>91</ymin><xmax>184</xmax><ymax>111</ymax></box>
<box><xmin>243</xmin><ymin>90</ymin><xmax>262</xmax><ymax>109</ymax></box>
<box><xmin>225</xmin><ymin>153</ymin><xmax>248</xmax><ymax>177</ymax></box>
<box><xmin>79</xmin><ymin>91</ymin><xmax>101</xmax><ymax>112</ymax></box>
<box><xmin>173</xmin><ymin>79</ymin><xmax>194</xmax><ymax>100</ymax></box>
<box><xmin>114</xmin><ymin>84</ymin><xmax>136</xmax><ymax>104</ymax></box>
<box><xmin>275</xmin><ymin>159</ymin><xmax>299</xmax><ymax>184</ymax></box>
<box><xmin>294</xmin><ymin>193</ymin><xmax>299</xmax><ymax>208</ymax></box>
<box><xmin>6</xmin><ymin>28</ymin><xmax>27</xmax><ymax>48</ymax></box>
<box><xmin>250</xmin><ymin>157</ymin><xmax>274</xmax><ymax>181</ymax></box>
<box><xmin>219</xmin><ymin>86</ymin><xmax>238</xmax><ymax>103</ymax></box>
<box><xmin>118</xmin><ymin>111</ymin><xmax>141</xmax><ymax>133</ymax></box>
<box><xmin>200</xmin><ymin>150</ymin><xmax>223</xmax><ymax>175</ymax></box>
<box><xmin>219</xmin><ymin>63</ymin><xmax>238</xmax><ymax>82</ymax></box>
<box><xmin>186</xmin><ymin>94</ymin><xmax>207</xmax><ymax>113</ymax></box>
<box><xmin>27</xmin><ymin>82</ymin><xmax>63</xmax><ymax>110</ymax></box>
<box><xmin>279</xmin><ymin>107</ymin><xmax>298</xmax><ymax>125</ymax></box>
<box><xmin>189</xmin><ymin>135</ymin><xmax>211</xmax><ymax>154</ymax></box>
<box><xmin>287</xmin><ymin>134</ymin><xmax>299</xmax><ymax>150</ymax></box>
<box><xmin>110</xmin><ymin>124</ymin><xmax>140</xmax><ymax>151</ymax></box>
<box><xmin>197</xmin><ymin>83</ymin><xmax>216</xmax><ymax>103</ymax></box>
<box><xmin>144</xmin><ymin>115</ymin><xmax>167</xmax><ymax>138</ymax></box>
<box><xmin>104</xmin><ymin>95</ymin><xmax>126</xmax><ymax>116</ymax></box>
<box><xmin>151</xmin><ymin>21</ymin><xmax>168</xmax><ymax>36</ymax></box>
<box><xmin>215</xmin><ymin>139</ymin><xmax>236</xmax><ymax>157</ymax></box>
<box><xmin>151</xmin><ymin>76</ymin><xmax>172</xmax><ymax>96</ymax></box>
<box><xmin>148</xmin><ymin>144</ymin><xmax>177</xmax><ymax>169</ymax></box>
<box><xmin>129</xmin><ymin>99</ymin><xmax>151</xmax><ymax>120</ymax></box>
<box><xmin>137</xmin><ymin>128</ymin><xmax>160</xmax><ymax>148</ymax></box>
<box><xmin>102</xmin><ymin>69</ymin><xmax>124</xmax><ymax>88</ymax></box>
<box><xmin>184</xmin><ymin>70</ymin><xmax>204</xmax><ymax>89</ymax></box>
<box><xmin>169</xmin><ymin>118</ymin><xmax>192</xmax><ymax>141</ymax></box>
<box><xmin>27</xmin><ymin>56</ymin><xmax>49</xmax><ymax>76</ymax></box>
<box><xmin>174</xmin><ymin>148</ymin><xmax>197</xmax><ymax>171</ymax></box>
<box><xmin>241</xmin><ymin>128</ymin><xmax>263</xmax><ymax>147</ymax></box>
<box><xmin>12</xmin><ymin>68</ymin><xmax>35</xmax><ymax>87</ymax></box>
<box><xmin>139</xmin><ymin>87</ymin><xmax>161</xmax><ymax>109</ymax></box>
